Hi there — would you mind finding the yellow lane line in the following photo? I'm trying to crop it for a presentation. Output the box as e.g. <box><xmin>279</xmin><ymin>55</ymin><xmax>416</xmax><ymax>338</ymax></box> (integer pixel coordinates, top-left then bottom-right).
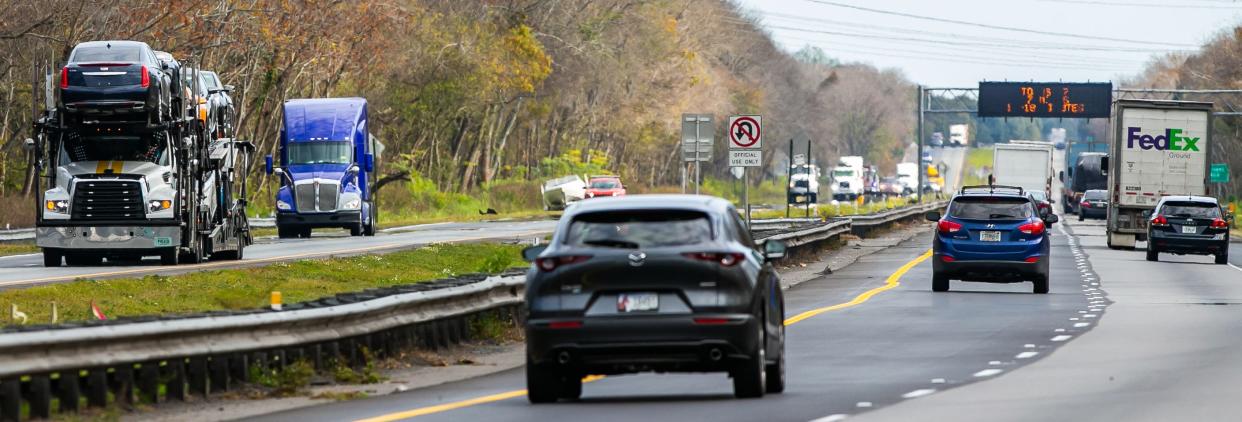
<box><xmin>0</xmin><ymin>229</ymin><xmax>551</xmax><ymax>287</ymax></box>
<box><xmin>783</xmin><ymin>249</ymin><xmax>932</xmax><ymax>325</ymax></box>
<box><xmin>355</xmin><ymin>376</ymin><xmax>605</xmax><ymax>422</ymax></box>
<box><xmin>352</xmin><ymin>249</ymin><xmax>933</xmax><ymax>421</ymax></box>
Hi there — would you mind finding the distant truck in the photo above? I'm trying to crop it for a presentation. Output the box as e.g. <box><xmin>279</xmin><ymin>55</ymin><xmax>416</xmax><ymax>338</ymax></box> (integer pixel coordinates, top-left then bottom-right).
<box><xmin>541</xmin><ymin>175</ymin><xmax>586</xmax><ymax>210</ymax></box>
<box><xmin>993</xmin><ymin>141</ymin><xmax>1054</xmax><ymax>198</ymax></box>
<box><xmin>1060</xmin><ymin>152</ymin><xmax>1107</xmax><ymax>216</ymax></box>
<box><xmin>1105</xmin><ymin>99</ymin><xmax>1213</xmax><ymax>249</ymax></box>
<box><xmin>831</xmin><ymin>156</ymin><xmax>864</xmax><ymax>201</ymax></box>
<box><xmin>788</xmin><ymin>163</ymin><xmax>821</xmax><ymax>204</ymax></box>
<box><xmin>897</xmin><ymin>162</ymin><xmax>919</xmax><ymax>195</ymax></box>
<box><xmin>949</xmin><ymin>124</ymin><xmax>969</xmax><ymax>147</ymax></box>
<box><xmin>267</xmin><ymin>98</ymin><xmax>380</xmax><ymax>238</ymax></box>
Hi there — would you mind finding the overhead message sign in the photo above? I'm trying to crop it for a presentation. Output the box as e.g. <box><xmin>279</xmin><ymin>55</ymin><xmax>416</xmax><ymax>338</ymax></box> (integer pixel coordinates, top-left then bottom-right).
<box><xmin>978</xmin><ymin>82</ymin><xmax>1112</xmax><ymax>118</ymax></box>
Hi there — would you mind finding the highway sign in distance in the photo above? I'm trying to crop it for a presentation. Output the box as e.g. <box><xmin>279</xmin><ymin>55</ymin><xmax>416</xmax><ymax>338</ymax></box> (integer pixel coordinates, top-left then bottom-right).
<box><xmin>728</xmin><ymin>115</ymin><xmax>762</xmax><ymax>149</ymax></box>
<box><xmin>681</xmin><ymin>113</ymin><xmax>713</xmax><ymax>162</ymax></box>
<box><xmin>1210</xmin><ymin>163</ymin><xmax>1229</xmax><ymax>183</ymax></box>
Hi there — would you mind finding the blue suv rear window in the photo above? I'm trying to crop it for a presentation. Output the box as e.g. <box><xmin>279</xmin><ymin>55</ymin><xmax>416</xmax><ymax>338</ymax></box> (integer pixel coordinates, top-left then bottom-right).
<box><xmin>948</xmin><ymin>197</ymin><xmax>1033</xmax><ymax>220</ymax></box>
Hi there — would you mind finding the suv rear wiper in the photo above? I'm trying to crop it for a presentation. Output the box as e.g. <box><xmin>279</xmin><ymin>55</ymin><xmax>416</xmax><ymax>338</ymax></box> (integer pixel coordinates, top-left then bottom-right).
<box><xmin>989</xmin><ymin>214</ymin><xmax>1016</xmax><ymax>219</ymax></box>
<box><xmin>581</xmin><ymin>239</ymin><xmax>641</xmax><ymax>249</ymax></box>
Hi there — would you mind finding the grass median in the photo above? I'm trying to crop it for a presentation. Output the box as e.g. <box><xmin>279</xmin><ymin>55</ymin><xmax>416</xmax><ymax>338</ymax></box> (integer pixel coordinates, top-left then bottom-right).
<box><xmin>0</xmin><ymin>242</ymin><xmax>38</xmax><ymax>257</ymax></box>
<box><xmin>0</xmin><ymin>242</ymin><xmax>526</xmax><ymax>327</ymax></box>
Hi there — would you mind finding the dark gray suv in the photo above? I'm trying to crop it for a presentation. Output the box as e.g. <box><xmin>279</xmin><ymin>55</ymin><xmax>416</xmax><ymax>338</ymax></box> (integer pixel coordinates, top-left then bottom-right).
<box><xmin>521</xmin><ymin>195</ymin><xmax>788</xmax><ymax>402</ymax></box>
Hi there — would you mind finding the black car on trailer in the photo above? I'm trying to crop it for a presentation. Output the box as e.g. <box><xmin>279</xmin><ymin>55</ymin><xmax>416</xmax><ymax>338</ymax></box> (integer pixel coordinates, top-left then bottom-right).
<box><xmin>521</xmin><ymin>195</ymin><xmax>789</xmax><ymax>402</ymax></box>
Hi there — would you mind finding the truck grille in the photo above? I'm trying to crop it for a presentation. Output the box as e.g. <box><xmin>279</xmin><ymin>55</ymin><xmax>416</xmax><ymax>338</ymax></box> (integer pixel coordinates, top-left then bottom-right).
<box><xmin>71</xmin><ymin>180</ymin><xmax>145</xmax><ymax>220</ymax></box>
<box><xmin>294</xmin><ymin>180</ymin><xmax>339</xmax><ymax>212</ymax></box>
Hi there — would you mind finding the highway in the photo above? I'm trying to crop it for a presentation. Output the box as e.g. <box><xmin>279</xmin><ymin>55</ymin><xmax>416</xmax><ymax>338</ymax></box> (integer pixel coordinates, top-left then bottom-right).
<box><xmin>250</xmin><ymin>217</ymin><xmax>1242</xmax><ymax>422</ymax></box>
<box><xmin>0</xmin><ymin>220</ymin><xmax>555</xmax><ymax>290</ymax></box>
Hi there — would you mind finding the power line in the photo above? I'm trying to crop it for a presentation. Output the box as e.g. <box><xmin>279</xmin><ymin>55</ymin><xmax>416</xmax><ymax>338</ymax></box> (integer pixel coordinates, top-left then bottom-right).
<box><xmin>1038</xmin><ymin>0</ymin><xmax>1242</xmax><ymax>8</ymax></box>
<box><xmin>771</xmin><ymin>33</ymin><xmax>1137</xmax><ymax>70</ymax></box>
<box><xmin>801</xmin><ymin>0</ymin><xmax>1198</xmax><ymax>48</ymax></box>
<box><xmin>764</xmin><ymin>23</ymin><xmax>1191</xmax><ymax>53</ymax></box>
<box><xmin>747</xmin><ymin>13</ymin><xmax>1149</xmax><ymax>66</ymax></box>
<box><xmin>772</xmin><ymin>34</ymin><xmax>1135</xmax><ymax>72</ymax></box>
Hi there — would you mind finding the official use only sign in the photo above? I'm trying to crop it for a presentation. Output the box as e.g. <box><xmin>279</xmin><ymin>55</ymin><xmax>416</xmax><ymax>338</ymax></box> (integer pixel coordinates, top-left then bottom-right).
<box><xmin>728</xmin><ymin>115</ymin><xmax>762</xmax><ymax>167</ymax></box>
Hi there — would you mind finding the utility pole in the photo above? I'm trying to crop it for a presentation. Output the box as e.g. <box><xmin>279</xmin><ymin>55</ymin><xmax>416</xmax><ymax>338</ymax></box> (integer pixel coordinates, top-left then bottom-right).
<box><xmin>916</xmin><ymin>85</ymin><xmax>925</xmax><ymax>203</ymax></box>
<box><xmin>786</xmin><ymin>139</ymin><xmax>793</xmax><ymax>218</ymax></box>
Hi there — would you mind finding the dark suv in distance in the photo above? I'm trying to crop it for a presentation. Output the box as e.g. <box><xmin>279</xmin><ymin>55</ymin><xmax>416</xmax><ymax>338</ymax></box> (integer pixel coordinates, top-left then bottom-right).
<box><xmin>926</xmin><ymin>185</ymin><xmax>1059</xmax><ymax>294</ymax></box>
<box><xmin>1146</xmin><ymin>196</ymin><xmax>1232</xmax><ymax>264</ymax></box>
<box><xmin>59</xmin><ymin>41</ymin><xmax>172</xmax><ymax>123</ymax></box>
<box><xmin>522</xmin><ymin>195</ymin><xmax>788</xmax><ymax>402</ymax></box>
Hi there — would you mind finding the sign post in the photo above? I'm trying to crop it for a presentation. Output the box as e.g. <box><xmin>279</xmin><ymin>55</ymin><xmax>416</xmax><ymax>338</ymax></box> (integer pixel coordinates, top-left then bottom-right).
<box><xmin>681</xmin><ymin>114</ymin><xmax>713</xmax><ymax>194</ymax></box>
<box><xmin>728</xmin><ymin>115</ymin><xmax>762</xmax><ymax>229</ymax></box>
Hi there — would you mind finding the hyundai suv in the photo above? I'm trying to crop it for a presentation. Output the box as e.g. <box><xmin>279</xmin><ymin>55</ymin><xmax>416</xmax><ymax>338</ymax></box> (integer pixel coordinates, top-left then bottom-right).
<box><xmin>1145</xmin><ymin>196</ymin><xmax>1232</xmax><ymax>264</ymax></box>
<box><xmin>521</xmin><ymin>195</ymin><xmax>788</xmax><ymax>402</ymax></box>
<box><xmin>925</xmin><ymin>185</ymin><xmax>1060</xmax><ymax>294</ymax></box>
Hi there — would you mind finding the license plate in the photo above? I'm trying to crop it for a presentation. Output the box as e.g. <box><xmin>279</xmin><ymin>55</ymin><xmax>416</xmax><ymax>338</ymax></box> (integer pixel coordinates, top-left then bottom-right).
<box><xmin>795</xmin><ymin>195</ymin><xmax>806</xmax><ymax>203</ymax></box>
<box><xmin>154</xmin><ymin>237</ymin><xmax>173</xmax><ymax>247</ymax></box>
<box><xmin>1182</xmin><ymin>226</ymin><xmax>1197</xmax><ymax>234</ymax></box>
<box><xmin>617</xmin><ymin>293</ymin><xmax>658</xmax><ymax>312</ymax></box>
<box><xmin>980</xmin><ymin>231</ymin><xmax>1002</xmax><ymax>242</ymax></box>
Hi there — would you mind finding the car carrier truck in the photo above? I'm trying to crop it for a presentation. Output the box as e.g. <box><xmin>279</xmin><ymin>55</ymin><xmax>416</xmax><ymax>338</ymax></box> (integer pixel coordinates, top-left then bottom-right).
<box><xmin>266</xmin><ymin>98</ymin><xmax>380</xmax><ymax>238</ymax></box>
<box><xmin>31</xmin><ymin>42</ymin><xmax>252</xmax><ymax>266</ymax></box>
<box><xmin>1105</xmin><ymin>99</ymin><xmax>1213</xmax><ymax>249</ymax></box>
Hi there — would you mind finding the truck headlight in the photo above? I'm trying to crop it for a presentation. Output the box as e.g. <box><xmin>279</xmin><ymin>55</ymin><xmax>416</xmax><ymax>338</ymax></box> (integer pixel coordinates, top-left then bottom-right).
<box><xmin>148</xmin><ymin>199</ymin><xmax>172</xmax><ymax>213</ymax></box>
<box><xmin>276</xmin><ymin>200</ymin><xmax>292</xmax><ymax>211</ymax></box>
<box><xmin>343</xmin><ymin>198</ymin><xmax>361</xmax><ymax>209</ymax></box>
<box><xmin>45</xmin><ymin>200</ymin><xmax>69</xmax><ymax>214</ymax></box>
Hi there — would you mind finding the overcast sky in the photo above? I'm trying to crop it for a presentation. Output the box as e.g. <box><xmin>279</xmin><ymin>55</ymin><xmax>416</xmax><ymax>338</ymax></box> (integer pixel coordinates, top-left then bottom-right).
<box><xmin>734</xmin><ymin>0</ymin><xmax>1242</xmax><ymax>86</ymax></box>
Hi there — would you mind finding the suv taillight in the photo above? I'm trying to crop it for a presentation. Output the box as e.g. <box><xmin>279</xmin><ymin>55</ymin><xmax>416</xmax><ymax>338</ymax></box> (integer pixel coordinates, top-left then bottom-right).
<box><xmin>60</xmin><ymin>67</ymin><xmax>68</xmax><ymax>89</ymax></box>
<box><xmin>1080</xmin><ymin>200</ymin><xmax>1090</xmax><ymax>208</ymax></box>
<box><xmin>683</xmin><ymin>252</ymin><xmax>746</xmax><ymax>267</ymax></box>
<box><xmin>535</xmin><ymin>255</ymin><xmax>591</xmax><ymax>272</ymax></box>
<box><xmin>1151</xmin><ymin>215</ymin><xmax>1169</xmax><ymax>227</ymax></box>
<box><xmin>140</xmin><ymin>65</ymin><xmax>150</xmax><ymax>88</ymax></box>
<box><xmin>1019</xmin><ymin>220</ymin><xmax>1045</xmax><ymax>236</ymax></box>
<box><xmin>1211</xmin><ymin>218</ymin><xmax>1229</xmax><ymax>229</ymax></box>
<box><xmin>937</xmin><ymin>219</ymin><xmax>962</xmax><ymax>234</ymax></box>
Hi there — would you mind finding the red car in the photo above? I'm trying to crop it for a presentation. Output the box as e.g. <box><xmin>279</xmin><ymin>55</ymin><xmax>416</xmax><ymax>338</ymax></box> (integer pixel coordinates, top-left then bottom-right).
<box><xmin>585</xmin><ymin>176</ymin><xmax>626</xmax><ymax>198</ymax></box>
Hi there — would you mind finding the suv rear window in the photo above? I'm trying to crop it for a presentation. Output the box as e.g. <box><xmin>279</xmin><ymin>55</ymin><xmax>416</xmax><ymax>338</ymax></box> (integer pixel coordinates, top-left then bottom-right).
<box><xmin>1159</xmin><ymin>201</ymin><xmax>1221</xmax><ymax>219</ymax></box>
<box><xmin>566</xmin><ymin>210</ymin><xmax>712</xmax><ymax>248</ymax></box>
<box><xmin>71</xmin><ymin>45</ymin><xmax>142</xmax><ymax>62</ymax></box>
<box><xmin>948</xmin><ymin>197</ymin><xmax>1034</xmax><ymax>220</ymax></box>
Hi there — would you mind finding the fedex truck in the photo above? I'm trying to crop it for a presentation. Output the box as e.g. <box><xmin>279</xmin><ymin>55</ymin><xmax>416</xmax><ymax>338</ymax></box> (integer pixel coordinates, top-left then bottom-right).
<box><xmin>1105</xmin><ymin>99</ymin><xmax>1212</xmax><ymax>249</ymax></box>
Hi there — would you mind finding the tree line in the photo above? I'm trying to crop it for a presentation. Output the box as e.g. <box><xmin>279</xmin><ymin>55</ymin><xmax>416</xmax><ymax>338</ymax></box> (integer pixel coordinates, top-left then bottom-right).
<box><xmin>0</xmin><ymin>0</ymin><xmax>919</xmax><ymax>225</ymax></box>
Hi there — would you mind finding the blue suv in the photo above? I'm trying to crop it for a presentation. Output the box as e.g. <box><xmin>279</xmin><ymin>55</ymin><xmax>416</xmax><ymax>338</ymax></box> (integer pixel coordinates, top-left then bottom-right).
<box><xmin>923</xmin><ymin>185</ymin><xmax>1060</xmax><ymax>294</ymax></box>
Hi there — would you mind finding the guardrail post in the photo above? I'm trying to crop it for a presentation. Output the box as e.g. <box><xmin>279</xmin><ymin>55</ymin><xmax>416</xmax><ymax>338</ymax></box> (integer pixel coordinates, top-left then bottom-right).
<box><xmin>230</xmin><ymin>354</ymin><xmax>250</xmax><ymax>383</ymax></box>
<box><xmin>0</xmin><ymin>378</ymin><xmax>18</xmax><ymax>422</ymax></box>
<box><xmin>271</xmin><ymin>349</ymin><xmax>287</xmax><ymax>371</ymax></box>
<box><xmin>56</xmin><ymin>371</ymin><xmax>80</xmax><ymax>412</ymax></box>
<box><xmin>308</xmin><ymin>344</ymin><xmax>324</xmax><ymax>371</ymax></box>
<box><xmin>85</xmin><ymin>369</ymin><xmax>107</xmax><ymax>408</ymax></box>
<box><xmin>138</xmin><ymin>362</ymin><xmax>160</xmax><ymax>404</ymax></box>
<box><xmin>27</xmin><ymin>374</ymin><xmax>51</xmax><ymax>419</ymax></box>
<box><xmin>321</xmin><ymin>343</ymin><xmax>338</xmax><ymax>367</ymax></box>
<box><xmin>165</xmin><ymin>359</ymin><xmax>187</xmax><ymax>402</ymax></box>
<box><xmin>208</xmin><ymin>357</ymin><xmax>230</xmax><ymax>393</ymax></box>
<box><xmin>110</xmin><ymin>364</ymin><xmax>135</xmax><ymax>407</ymax></box>
<box><xmin>187</xmin><ymin>357</ymin><xmax>208</xmax><ymax>397</ymax></box>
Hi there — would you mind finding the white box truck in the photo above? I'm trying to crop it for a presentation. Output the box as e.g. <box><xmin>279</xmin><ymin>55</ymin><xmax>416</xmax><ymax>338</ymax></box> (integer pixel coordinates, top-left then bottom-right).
<box><xmin>831</xmin><ymin>156</ymin><xmax>864</xmax><ymax>201</ymax></box>
<box><xmin>1105</xmin><ymin>99</ymin><xmax>1212</xmax><ymax>249</ymax></box>
<box><xmin>949</xmin><ymin>124</ymin><xmax>969</xmax><ymax>147</ymax></box>
<box><xmin>993</xmin><ymin>142</ymin><xmax>1054</xmax><ymax>197</ymax></box>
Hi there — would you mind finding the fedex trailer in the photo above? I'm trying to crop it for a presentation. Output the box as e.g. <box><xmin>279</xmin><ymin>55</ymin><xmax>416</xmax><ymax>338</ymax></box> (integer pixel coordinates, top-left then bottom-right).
<box><xmin>1105</xmin><ymin>99</ymin><xmax>1212</xmax><ymax>249</ymax></box>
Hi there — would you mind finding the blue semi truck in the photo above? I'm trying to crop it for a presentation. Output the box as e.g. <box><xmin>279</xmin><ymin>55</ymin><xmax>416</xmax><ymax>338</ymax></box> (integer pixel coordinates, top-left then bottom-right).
<box><xmin>266</xmin><ymin>98</ymin><xmax>380</xmax><ymax>238</ymax></box>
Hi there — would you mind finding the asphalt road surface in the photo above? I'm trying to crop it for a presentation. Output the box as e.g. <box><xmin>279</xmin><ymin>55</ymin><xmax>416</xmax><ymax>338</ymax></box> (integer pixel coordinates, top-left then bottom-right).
<box><xmin>252</xmin><ymin>215</ymin><xmax>1167</xmax><ymax>422</ymax></box>
<box><xmin>0</xmin><ymin>220</ymin><xmax>555</xmax><ymax>290</ymax></box>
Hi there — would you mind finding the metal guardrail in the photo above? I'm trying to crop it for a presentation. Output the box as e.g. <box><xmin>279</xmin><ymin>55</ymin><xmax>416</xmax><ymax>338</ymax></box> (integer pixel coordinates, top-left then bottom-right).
<box><xmin>0</xmin><ymin>219</ymin><xmax>275</xmax><ymax>242</ymax></box>
<box><xmin>0</xmin><ymin>201</ymin><xmax>946</xmax><ymax>419</ymax></box>
<box><xmin>752</xmin><ymin>201</ymin><xmax>946</xmax><ymax>249</ymax></box>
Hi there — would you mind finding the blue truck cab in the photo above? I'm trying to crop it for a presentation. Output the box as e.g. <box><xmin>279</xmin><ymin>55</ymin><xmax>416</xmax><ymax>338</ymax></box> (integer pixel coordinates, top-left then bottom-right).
<box><xmin>266</xmin><ymin>98</ymin><xmax>381</xmax><ymax>238</ymax></box>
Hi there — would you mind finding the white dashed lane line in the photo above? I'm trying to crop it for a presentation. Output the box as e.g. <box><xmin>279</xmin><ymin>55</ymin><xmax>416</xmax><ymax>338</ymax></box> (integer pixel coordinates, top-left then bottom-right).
<box><xmin>901</xmin><ymin>389</ymin><xmax>937</xmax><ymax>399</ymax></box>
<box><xmin>1015</xmin><ymin>351</ymin><xmax>1039</xmax><ymax>359</ymax></box>
<box><xmin>973</xmin><ymin>369</ymin><xmax>1004</xmax><ymax>377</ymax></box>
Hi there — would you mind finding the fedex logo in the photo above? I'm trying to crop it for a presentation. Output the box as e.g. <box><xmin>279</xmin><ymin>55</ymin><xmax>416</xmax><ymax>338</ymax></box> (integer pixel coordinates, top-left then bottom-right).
<box><xmin>1126</xmin><ymin>127</ymin><xmax>1200</xmax><ymax>151</ymax></box>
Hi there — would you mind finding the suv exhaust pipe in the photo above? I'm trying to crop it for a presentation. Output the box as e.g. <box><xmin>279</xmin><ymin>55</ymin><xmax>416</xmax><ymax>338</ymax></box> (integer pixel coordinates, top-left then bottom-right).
<box><xmin>708</xmin><ymin>348</ymin><xmax>724</xmax><ymax>362</ymax></box>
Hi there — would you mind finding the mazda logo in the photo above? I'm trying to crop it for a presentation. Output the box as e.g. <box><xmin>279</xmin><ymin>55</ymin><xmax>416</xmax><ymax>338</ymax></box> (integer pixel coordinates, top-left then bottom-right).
<box><xmin>628</xmin><ymin>252</ymin><xmax>646</xmax><ymax>267</ymax></box>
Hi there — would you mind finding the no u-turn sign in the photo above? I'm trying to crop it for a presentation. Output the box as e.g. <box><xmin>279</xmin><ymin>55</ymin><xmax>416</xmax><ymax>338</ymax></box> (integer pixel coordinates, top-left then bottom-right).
<box><xmin>728</xmin><ymin>115</ymin><xmax>762</xmax><ymax>149</ymax></box>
